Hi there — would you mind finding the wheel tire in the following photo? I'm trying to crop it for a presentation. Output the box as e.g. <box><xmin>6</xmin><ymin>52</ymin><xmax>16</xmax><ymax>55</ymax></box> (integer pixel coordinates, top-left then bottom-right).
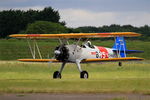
<box><xmin>53</xmin><ymin>71</ymin><xmax>61</xmax><ymax>79</ymax></box>
<box><xmin>119</xmin><ymin>62</ymin><xmax>122</xmax><ymax>66</ymax></box>
<box><xmin>80</xmin><ymin>71</ymin><xmax>88</xmax><ymax>79</ymax></box>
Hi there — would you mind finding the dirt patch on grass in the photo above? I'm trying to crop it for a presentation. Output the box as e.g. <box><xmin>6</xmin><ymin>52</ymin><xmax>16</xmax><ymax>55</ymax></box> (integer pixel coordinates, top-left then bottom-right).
<box><xmin>0</xmin><ymin>93</ymin><xmax>150</xmax><ymax>100</ymax></box>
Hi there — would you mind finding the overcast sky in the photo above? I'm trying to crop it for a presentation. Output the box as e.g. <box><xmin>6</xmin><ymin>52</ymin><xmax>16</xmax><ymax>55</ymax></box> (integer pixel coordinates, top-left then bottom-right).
<box><xmin>0</xmin><ymin>0</ymin><xmax>150</xmax><ymax>27</ymax></box>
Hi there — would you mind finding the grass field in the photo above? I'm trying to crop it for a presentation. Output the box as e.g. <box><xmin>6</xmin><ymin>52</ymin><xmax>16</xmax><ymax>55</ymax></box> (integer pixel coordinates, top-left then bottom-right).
<box><xmin>0</xmin><ymin>39</ymin><xmax>149</xmax><ymax>94</ymax></box>
<box><xmin>0</xmin><ymin>61</ymin><xmax>149</xmax><ymax>94</ymax></box>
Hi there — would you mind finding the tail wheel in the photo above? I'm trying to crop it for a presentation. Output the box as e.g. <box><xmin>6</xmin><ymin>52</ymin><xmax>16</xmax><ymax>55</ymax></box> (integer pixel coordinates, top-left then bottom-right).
<box><xmin>119</xmin><ymin>62</ymin><xmax>122</xmax><ymax>66</ymax></box>
<box><xmin>53</xmin><ymin>71</ymin><xmax>61</xmax><ymax>79</ymax></box>
<box><xmin>80</xmin><ymin>71</ymin><xmax>88</xmax><ymax>79</ymax></box>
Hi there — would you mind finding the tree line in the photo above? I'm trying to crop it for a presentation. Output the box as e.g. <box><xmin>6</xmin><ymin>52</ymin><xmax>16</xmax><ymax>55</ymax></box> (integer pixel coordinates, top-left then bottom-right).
<box><xmin>0</xmin><ymin>7</ymin><xmax>65</xmax><ymax>38</ymax></box>
<box><xmin>0</xmin><ymin>7</ymin><xmax>150</xmax><ymax>41</ymax></box>
<box><xmin>73</xmin><ymin>25</ymin><xmax>150</xmax><ymax>40</ymax></box>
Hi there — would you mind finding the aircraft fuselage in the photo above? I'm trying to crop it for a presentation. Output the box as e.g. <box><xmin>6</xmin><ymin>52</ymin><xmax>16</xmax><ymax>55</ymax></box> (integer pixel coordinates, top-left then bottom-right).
<box><xmin>55</xmin><ymin>44</ymin><xmax>117</xmax><ymax>62</ymax></box>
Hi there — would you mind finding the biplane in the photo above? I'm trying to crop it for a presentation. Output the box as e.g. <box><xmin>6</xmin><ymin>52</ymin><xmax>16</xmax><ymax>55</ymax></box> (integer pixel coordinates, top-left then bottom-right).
<box><xmin>9</xmin><ymin>32</ymin><xmax>144</xmax><ymax>79</ymax></box>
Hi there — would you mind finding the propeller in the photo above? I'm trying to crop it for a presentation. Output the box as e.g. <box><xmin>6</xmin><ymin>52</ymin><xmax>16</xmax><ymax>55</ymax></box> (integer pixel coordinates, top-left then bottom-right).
<box><xmin>54</xmin><ymin>45</ymin><xmax>69</xmax><ymax>62</ymax></box>
<box><xmin>47</xmin><ymin>44</ymin><xmax>69</xmax><ymax>69</ymax></box>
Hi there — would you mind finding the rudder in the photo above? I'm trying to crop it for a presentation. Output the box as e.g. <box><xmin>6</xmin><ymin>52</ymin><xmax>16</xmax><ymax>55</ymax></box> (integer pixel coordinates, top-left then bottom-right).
<box><xmin>112</xmin><ymin>37</ymin><xmax>143</xmax><ymax>57</ymax></box>
<box><xmin>113</xmin><ymin>37</ymin><xmax>127</xmax><ymax>57</ymax></box>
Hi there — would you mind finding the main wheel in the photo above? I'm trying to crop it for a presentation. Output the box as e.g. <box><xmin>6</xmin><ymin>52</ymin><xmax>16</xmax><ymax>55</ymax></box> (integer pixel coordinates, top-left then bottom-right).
<box><xmin>53</xmin><ymin>71</ymin><xmax>61</xmax><ymax>79</ymax></box>
<box><xmin>80</xmin><ymin>71</ymin><xmax>88</xmax><ymax>79</ymax></box>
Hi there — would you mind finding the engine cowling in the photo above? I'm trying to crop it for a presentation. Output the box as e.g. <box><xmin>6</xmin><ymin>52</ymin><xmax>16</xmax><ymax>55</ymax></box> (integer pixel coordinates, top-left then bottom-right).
<box><xmin>54</xmin><ymin>45</ymin><xmax>69</xmax><ymax>62</ymax></box>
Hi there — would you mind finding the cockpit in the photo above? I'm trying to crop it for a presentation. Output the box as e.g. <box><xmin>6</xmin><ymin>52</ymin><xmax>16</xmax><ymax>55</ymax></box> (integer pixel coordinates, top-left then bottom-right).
<box><xmin>81</xmin><ymin>41</ymin><xmax>95</xmax><ymax>49</ymax></box>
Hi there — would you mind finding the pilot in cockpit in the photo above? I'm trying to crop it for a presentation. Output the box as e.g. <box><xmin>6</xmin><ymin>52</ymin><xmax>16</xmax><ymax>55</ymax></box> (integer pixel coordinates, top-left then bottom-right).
<box><xmin>81</xmin><ymin>41</ymin><xmax>95</xmax><ymax>48</ymax></box>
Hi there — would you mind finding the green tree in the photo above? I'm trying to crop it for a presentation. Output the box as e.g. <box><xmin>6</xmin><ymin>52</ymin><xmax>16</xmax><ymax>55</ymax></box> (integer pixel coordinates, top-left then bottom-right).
<box><xmin>0</xmin><ymin>7</ymin><xmax>63</xmax><ymax>38</ymax></box>
<box><xmin>38</xmin><ymin>7</ymin><xmax>60</xmax><ymax>23</ymax></box>
<box><xmin>25</xmin><ymin>21</ymin><xmax>67</xmax><ymax>34</ymax></box>
<box><xmin>0</xmin><ymin>10</ymin><xmax>24</xmax><ymax>38</ymax></box>
<box><xmin>77</xmin><ymin>26</ymin><xmax>99</xmax><ymax>33</ymax></box>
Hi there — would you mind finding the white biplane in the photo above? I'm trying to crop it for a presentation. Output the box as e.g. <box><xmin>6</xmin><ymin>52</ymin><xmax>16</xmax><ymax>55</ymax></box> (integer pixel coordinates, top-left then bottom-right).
<box><xmin>9</xmin><ymin>32</ymin><xmax>143</xmax><ymax>79</ymax></box>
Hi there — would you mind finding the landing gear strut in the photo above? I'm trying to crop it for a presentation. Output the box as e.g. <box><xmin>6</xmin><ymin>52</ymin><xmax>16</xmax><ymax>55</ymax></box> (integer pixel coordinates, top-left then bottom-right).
<box><xmin>76</xmin><ymin>60</ymin><xmax>89</xmax><ymax>79</ymax></box>
<box><xmin>53</xmin><ymin>62</ymin><xmax>66</xmax><ymax>79</ymax></box>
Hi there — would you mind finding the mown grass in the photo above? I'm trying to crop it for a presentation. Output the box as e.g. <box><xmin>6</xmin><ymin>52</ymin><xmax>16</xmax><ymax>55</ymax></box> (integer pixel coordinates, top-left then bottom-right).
<box><xmin>0</xmin><ymin>61</ymin><xmax>149</xmax><ymax>94</ymax></box>
<box><xmin>0</xmin><ymin>39</ymin><xmax>59</xmax><ymax>60</ymax></box>
<box><xmin>0</xmin><ymin>39</ymin><xmax>149</xmax><ymax>60</ymax></box>
<box><xmin>0</xmin><ymin>39</ymin><xmax>149</xmax><ymax>93</ymax></box>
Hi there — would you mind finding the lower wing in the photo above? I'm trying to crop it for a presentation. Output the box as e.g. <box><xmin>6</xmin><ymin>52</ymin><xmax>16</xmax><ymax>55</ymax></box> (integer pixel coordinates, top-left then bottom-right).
<box><xmin>81</xmin><ymin>57</ymin><xmax>143</xmax><ymax>63</ymax></box>
<box><xmin>18</xmin><ymin>59</ymin><xmax>60</xmax><ymax>62</ymax></box>
<box><xmin>17</xmin><ymin>57</ymin><xmax>143</xmax><ymax>63</ymax></box>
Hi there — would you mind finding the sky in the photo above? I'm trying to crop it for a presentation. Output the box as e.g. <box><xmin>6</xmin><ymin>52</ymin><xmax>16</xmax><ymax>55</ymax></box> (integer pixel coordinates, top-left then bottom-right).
<box><xmin>0</xmin><ymin>0</ymin><xmax>150</xmax><ymax>27</ymax></box>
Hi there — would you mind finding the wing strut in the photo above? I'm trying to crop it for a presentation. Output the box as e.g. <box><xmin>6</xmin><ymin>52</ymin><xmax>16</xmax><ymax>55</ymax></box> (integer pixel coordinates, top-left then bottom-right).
<box><xmin>27</xmin><ymin>39</ymin><xmax>35</xmax><ymax>59</ymax></box>
<box><xmin>73</xmin><ymin>37</ymin><xmax>81</xmax><ymax>52</ymax></box>
<box><xmin>35</xmin><ymin>39</ymin><xmax>43</xmax><ymax>59</ymax></box>
<box><xmin>27</xmin><ymin>39</ymin><xmax>43</xmax><ymax>59</ymax></box>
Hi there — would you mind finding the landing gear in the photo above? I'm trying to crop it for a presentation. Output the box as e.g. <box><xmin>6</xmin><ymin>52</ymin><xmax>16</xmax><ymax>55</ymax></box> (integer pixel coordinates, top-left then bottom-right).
<box><xmin>80</xmin><ymin>71</ymin><xmax>88</xmax><ymax>79</ymax></box>
<box><xmin>53</xmin><ymin>61</ymin><xmax>89</xmax><ymax>79</ymax></box>
<box><xmin>76</xmin><ymin>60</ymin><xmax>89</xmax><ymax>79</ymax></box>
<box><xmin>53</xmin><ymin>62</ymin><xmax>66</xmax><ymax>79</ymax></box>
<box><xmin>53</xmin><ymin>71</ymin><xmax>61</xmax><ymax>79</ymax></box>
<box><xmin>118</xmin><ymin>62</ymin><xmax>122</xmax><ymax>66</ymax></box>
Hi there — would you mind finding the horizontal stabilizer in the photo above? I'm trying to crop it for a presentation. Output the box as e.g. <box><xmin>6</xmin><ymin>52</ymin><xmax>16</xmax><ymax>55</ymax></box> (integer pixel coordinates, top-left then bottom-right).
<box><xmin>113</xmin><ymin>49</ymin><xmax>144</xmax><ymax>54</ymax></box>
<box><xmin>125</xmin><ymin>50</ymin><xmax>144</xmax><ymax>53</ymax></box>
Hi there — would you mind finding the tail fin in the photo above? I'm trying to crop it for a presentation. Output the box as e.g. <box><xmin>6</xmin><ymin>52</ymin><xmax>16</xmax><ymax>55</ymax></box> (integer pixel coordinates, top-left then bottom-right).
<box><xmin>112</xmin><ymin>37</ymin><xmax>143</xmax><ymax>57</ymax></box>
<box><xmin>112</xmin><ymin>37</ymin><xmax>127</xmax><ymax>57</ymax></box>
